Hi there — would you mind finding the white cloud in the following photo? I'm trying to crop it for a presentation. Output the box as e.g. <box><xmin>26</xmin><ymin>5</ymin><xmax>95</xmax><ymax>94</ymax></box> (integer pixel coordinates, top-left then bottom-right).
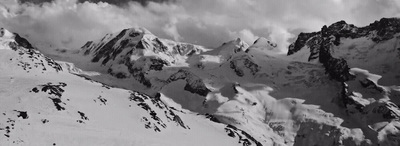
<box><xmin>163</xmin><ymin>17</ymin><xmax>183</xmax><ymax>41</ymax></box>
<box><xmin>0</xmin><ymin>0</ymin><xmax>399</xmax><ymax>53</ymax></box>
<box><xmin>229</xmin><ymin>29</ymin><xmax>259</xmax><ymax>45</ymax></box>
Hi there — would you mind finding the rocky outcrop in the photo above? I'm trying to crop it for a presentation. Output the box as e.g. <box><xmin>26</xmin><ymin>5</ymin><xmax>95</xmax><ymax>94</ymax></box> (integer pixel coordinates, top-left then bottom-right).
<box><xmin>0</xmin><ymin>28</ymin><xmax>63</xmax><ymax>73</ymax></box>
<box><xmin>31</xmin><ymin>82</ymin><xmax>68</xmax><ymax>111</ymax></box>
<box><xmin>294</xmin><ymin>120</ymin><xmax>371</xmax><ymax>146</ymax></box>
<box><xmin>129</xmin><ymin>92</ymin><xmax>189</xmax><ymax>132</ymax></box>
<box><xmin>319</xmin><ymin>25</ymin><xmax>353</xmax><ymax>82</ymax></box>
<box><xmin>166</xmin><ymin>69</ymin><xmax>211</xmax><ymax>96</ymax></box>
<box><xmin>229</xmin><ymin>54</ymin><xmax>259</xmax><ymax>77</ymax></box>
<box><xmin>225</xmin><ymin>124</ymin><xmax>263</xmax><ymax>146</ymax></box>
<box><xmin>90</xmin><ymin>29</ymin><xmax>129</xmax><ymax>64</ymax></box>
<box><xmin>338</xmin><ymin>70</ymin><xmax>400</xmax><ymax>145</ymax></box>
<box><xmin>14</xmin><ymin>34</ymin><xmax>33</xmax><ymax>49</ymax></box>
<box><xmin>288</xmin><ymin>18</ymin><xmax>400</xmax><ymax>82</ymax></box>
<box><xmin>289</xmin><ymin>18</ymin><xmax>400</xmax><ymax>56</ymax></box>
<box><xmin>287</xmin><ymin>32</ymin><xmax>319</xmax><ymax>56</ymax></box>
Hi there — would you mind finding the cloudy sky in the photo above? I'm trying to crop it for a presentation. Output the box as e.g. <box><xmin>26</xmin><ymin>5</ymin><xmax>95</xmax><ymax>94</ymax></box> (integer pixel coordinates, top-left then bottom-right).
<box><xmin>0</xmin><ymin>0</ymin><xmax>400</xmax><ymax>53</ymax></box>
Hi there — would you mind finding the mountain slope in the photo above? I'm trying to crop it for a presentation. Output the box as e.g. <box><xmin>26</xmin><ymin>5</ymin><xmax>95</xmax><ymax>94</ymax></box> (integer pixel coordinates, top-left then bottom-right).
<box><xmin>3</xmin><ymin>17</ymin><xmax>400</xmax><ymax>146</ymax></box>
<box><xmin>288</xmin><ymin>17</ymin><xmax>400</xmax><ymax>145</ymax></box>
<box><xmin>64</xmin><ymin>24</ymin><xmax>398</xmax><ymax>145</ymax></box>
<box><xmin>288</xmin><ymin>18</ymin><xmax>400</xmax><ymax>84</ymax></box>
<box><xmin>0</xmin><ymin>28</ymin><xmax>258</xmax><ymax>146</ymax></box>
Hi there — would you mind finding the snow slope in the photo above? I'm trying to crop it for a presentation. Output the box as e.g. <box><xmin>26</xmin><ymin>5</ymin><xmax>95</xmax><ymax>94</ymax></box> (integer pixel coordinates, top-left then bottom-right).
<box><xmin>56</xmin><ymin>21</ymin><xmax>397</xmax><ymax>145</ymax></box>
<box><xmin>3</xmin><ymin>17</ymin><xmax>400</xmax><ymax>146</ymax></box>
<box><xmin>0</xmin><ymin>28</ymin><xmax>259</xmax><ymax>146</ymax></box>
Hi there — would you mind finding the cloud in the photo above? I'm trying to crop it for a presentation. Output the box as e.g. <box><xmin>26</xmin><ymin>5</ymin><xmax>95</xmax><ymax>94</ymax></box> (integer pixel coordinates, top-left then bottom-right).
<box><xmin>0</xmin><ymin>0</ymin><xmax>399</xmax><ymax>53</ymax></box>
<box><xmin>229</xmin><ymin>29</ymin><xmax>259</xmax><ymax>45</ymax></box>
<box><xmin>18</xmin><ymin>0</ymin><xmax>175</xmax><ymax>6</ymax></box>
<box><xmin>0</xmin><ymin>0</ymin><xmax>134</xmax><ymax>49</ymax></box>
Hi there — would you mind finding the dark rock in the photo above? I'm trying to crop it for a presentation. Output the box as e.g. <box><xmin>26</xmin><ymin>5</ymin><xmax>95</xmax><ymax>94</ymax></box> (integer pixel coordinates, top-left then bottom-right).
<box><xmin>14</xmin><ymin>34</ymin><xmax>33</xmax><ymax>49</ymax></box>
<box><xmin>39</xmin><ymin>82</ymin><xmax>66</xmax><ymax>97</ymax></box>
<box><xmin>97</xmin><ymin>96</ymin><xmax>107</xmax><ymax>105</ymax></box>
<box><xmin>41</xmin><ymin>119</ymin><xmax>49</xmax><ymax>124</ymax></box>
<box><xmin>149</xmin><ymin>58</ymin><xmax>168</xmax><ymax>71</ymax></box>
<box><xmin>49</xmin><ymin>97</ymin><xmax>65</xmax><ymax>111</ymax></box>
<box><xmin>288</xmin><ymin>18</ymin><xmax>400</xmax><ymax>82</ymax></box>
<box><xmin>224</xmin><ymin>125</ymin><xmax>263</xmax><ymax>146</ymax></box>
<box><xmin>91</xmin><ymin>29</ymin><xmax>128</xmax><ymax>63</ymax></box>
<box><xmin>15</xmin><ymin>111</ymin><xmax>28</xmax><ymax>119</ymax></box>
<box><xmin>205</xmin><ymin>114</ymin><xmax>221</xmax><ymax>123</ymax></box>
<box><xmin>167</xmin><ymin>69</ymin><xmax>211</xmax><ymax>96</ymax></box>
<box><xmin>77</xmin><ymin>111</ymin><xmax>89</xmax><ymax>120</ymax></box>
<box><xmin>287</xmin><ymin>32</ymin><xmax>319</xmax><ymax>55</ymax></box>
<box><xmin>31</xmin><ymin>87</ymin><xmax>39</xmax><ymax>93</ymax></box>
<box><xmin>229</xmin><ymin>55</ymin><xmax>259</xmax><ymax>77</ymax></box>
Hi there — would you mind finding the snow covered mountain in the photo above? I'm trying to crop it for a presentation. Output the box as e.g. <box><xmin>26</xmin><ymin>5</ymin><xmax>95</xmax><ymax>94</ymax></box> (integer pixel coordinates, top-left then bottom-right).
<box><xmin>1</xmin><ymin>17</ymin><xmax>400</xmax><ymax>146</ymax></box>
<box><xmin>288</xmin><ymin>17</ymin><xmax>400</xmax><ymax>145</ymax></box>
<box><xmin>0</xmin><ymin>28</ymin><xmax>262</xmax><ymax>146</ymax></box>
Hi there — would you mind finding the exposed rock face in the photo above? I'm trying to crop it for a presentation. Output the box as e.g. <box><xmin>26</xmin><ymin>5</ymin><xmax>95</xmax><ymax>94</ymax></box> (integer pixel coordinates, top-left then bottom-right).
<box><xmin>166</xmin><ymin>69</ymin><xmax>211</xmax><ymax>96</ymax></box>
<box><xmin>0</xmin><ymin>28</ymin><xmax>62</xmax><ymax>73</ymax></box>
<box><xmin>287</xmin><ymin>32</ymin><xmax>319</xmax><ymax>56</ymax></box>
<box><xmin>229</xmin><ymin>54</ymin><xmax>260</xmax><ymax>77</ymax></box>
<box><xmin>63</xmin><ymin>17</ymin><xmax>400</xmax><ymax>146</ymax></box>
<box><xmin>129</xmin><ymin>92</ymin><xmax>190</xmax><ymax>132</ymax></box>
<box><xmin>289</xmin><ymin>18</ymin><xmax>400</xmax><ymax>56</ymax></box>
<box><xmin>288</xmin><ymin>18</ymin><xmax>400</xmax><ymax>82</ymax></box>
<box><xmin>294</xmin><ymin>120</ymin><xmax>371</xmax><ymax>146</ymax></box>
<box><xmin>225</xmin><ymin>124</ymin><xmax>263</xmax><ymax>146</ymax></box>
<box><xmin>287</xmin><ymin>18</ymin><xmax>400</xmax><ymax>146</ymax></box>
<box><xmin>80</xmin><ymin>27</ymin><xmax>209</xmax><ymax>92</ymax></box>
<box><xmin>216</xmin><ymin>38</ymin><xmax>249</xmax><ymax>61</ymax></box>
<box><xmin>336</xmin><ymin>68</ymin><xmax>400</xmax><ymax>145</ymax></box>
<box><xmin>319</xmin><ymin>25</ymin><xmax>353</xmax><ymax>82</ymax></box>
<box><xmin>90</xmin><ymin>29</ymin><xmax>130</xmax><ymax>64</ymax></box>
<box><xmin>14</xmin><ymin>34</ymin><xmax>34</xmax><ymax>49</ymax></box>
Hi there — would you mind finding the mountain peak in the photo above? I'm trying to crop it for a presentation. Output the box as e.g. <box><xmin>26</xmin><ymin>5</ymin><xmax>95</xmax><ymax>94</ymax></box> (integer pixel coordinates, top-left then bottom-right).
<box><xmin>252</xmin><ymin>37</ymin><xmax>277</xmax><ymax>49</ymax></box>
<box><xmin>225</xmin><ymin>38</ymin><xmax>249</xmax><ymax>49</ymax></box>
<box><xmin>124</xmin><ymin>27</ymin><xmax>155</xmax><ymax>38</ymax></box>
<box><xmin>126</xmin><ymin>27</ymin><xmax>152</xmax><ymax>34</ymax></box>
<box><xmin>211</xmin><ymin>38</ymin><xmax>249</xmax><ymax>61</ymax></box>
<box><xmin>0</xmin><ymin>28</ymin><xmax>34</xmax><ymax>50</ymax></box>
<box><xmin>0</xmin><ymin>28</ymin><xmax>15</xmax><ymax>39</ymax></box>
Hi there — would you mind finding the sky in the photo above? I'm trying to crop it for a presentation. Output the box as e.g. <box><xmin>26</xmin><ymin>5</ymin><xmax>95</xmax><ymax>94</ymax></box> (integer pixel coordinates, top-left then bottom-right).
<box><xmin>0</xmin><ymin>0</ymin><xmax>400</xmax><ymax>53</ymax></box>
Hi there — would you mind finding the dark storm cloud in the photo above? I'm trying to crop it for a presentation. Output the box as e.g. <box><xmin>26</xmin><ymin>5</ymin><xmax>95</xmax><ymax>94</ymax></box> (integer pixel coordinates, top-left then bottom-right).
<box><xmin>79</xmin><ymin>0</ymin><xmax>175</xmax><ymax>6</ymax></box>
<box><xmin>18</xmin><ymin>0</ymin><xmax>53</xmax><ymax>5</ymax></box>
<box><xmin>18</xmin><ymin>0</ymin><xmax>175</xmax><ymax>6</ymax></box>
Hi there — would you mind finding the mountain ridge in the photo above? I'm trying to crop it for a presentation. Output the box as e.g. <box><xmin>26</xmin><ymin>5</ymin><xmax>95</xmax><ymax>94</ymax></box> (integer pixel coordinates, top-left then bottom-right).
<box><xmin>1</xmin><ymin>17</ymin><xmax>400</xmax><ymax>145</ymax></box>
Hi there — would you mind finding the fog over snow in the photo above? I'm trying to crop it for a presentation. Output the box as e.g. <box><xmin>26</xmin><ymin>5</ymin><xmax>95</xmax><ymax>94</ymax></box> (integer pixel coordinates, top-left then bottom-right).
<box><xmin>0</xmin><ymin>0</ymin><xmax>399</xmax><ymax>53</ymax></box>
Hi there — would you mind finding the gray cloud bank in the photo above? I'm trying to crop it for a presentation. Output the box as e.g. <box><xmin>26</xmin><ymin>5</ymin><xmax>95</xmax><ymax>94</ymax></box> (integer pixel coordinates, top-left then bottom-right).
<box><xmin>18</xmin><ymin>0</ymin><xmax>175</xmax><ymax>6</ymax></box>
<box><xmin>0</xmin><ymin>0</ymin><xmax>400</xmax><ymax>53</ymax></box>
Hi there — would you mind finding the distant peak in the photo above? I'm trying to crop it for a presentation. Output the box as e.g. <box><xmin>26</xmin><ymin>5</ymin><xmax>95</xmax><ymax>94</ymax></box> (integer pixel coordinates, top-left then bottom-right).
<box><xmin>232</xmin><ymin>38</ymin><xmax>248</xmax><ymax>47</ymax></box>
<box><xmin>0</xmin><ymin>28</ymin><xmax>34</xmax><ymax>49</ymax></box>
<box><xmin>220</xmin><ymin>38</ymin><xmax>249</xmax><ymax>50</ymax></box>
<box><xmin>0</xmin><ymin>28</ymin><xmax>15</xmax><ymax>39</ymax></box>
<box><xmin>117</xmin><ymin>27</ymin><xmax>155</xmax><ymax>40</ymax></box>
<box><xmin>252</xmin><ymin>37</ymin><xmax>277</xmax><ymax>48</ymax></box>
<box><xmin>234</xmin><ymin>38</ymin><xmax>242</xmax><ymax>43</ymax></box>
<box><xmin>378</xmin><ymin>17</ymin><xmax>400</xmax><ymax>23</ymax></box>
<box><xmin>369</xmin><ymin>17</ymin><xmax>400</xmax><ymax>28</ymax></box>
<box><xmin>125</xmin><ymin>27</ymin><xmax>153</xmax><ymax>35</ymax></box>
<box><xmin>332</xmin><ymin>20</ymin><xmax>347</xmax><ymax>26</ymax></box>
<box><xmin>219</xmin><ymin>38</ymin><xmax>248</xmax><ymax>47</ymax></box>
